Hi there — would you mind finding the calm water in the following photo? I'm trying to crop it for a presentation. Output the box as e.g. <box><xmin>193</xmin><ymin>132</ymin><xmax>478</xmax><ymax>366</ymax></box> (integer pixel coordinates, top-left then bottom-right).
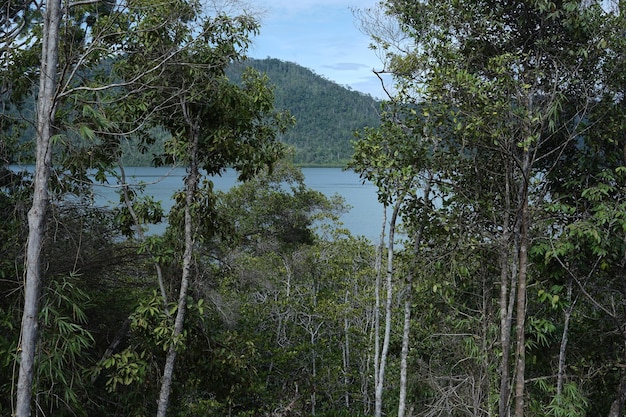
<box><xmin>91</xmin><ymin>167</ymin><xmax>385</xmax><ymax>241</ymax></box>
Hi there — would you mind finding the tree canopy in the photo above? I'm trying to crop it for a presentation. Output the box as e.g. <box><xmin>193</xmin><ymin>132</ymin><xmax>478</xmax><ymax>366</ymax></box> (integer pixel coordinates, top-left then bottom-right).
<box><xmin>3</xmin><ymin>0</ymin><xmax>626</xmax><ymax>416</ymax></box>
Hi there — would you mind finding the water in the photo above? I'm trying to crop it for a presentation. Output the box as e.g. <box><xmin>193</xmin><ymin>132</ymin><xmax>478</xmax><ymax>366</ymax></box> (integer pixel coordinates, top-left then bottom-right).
<box><xmin>91</xmin><ymin>167</ymin><xmax>385</xmax><ymax>241</ymax></box>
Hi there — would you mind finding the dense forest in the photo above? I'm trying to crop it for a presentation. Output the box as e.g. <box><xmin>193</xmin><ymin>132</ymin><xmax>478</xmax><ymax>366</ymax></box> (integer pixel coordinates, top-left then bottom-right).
<box><xmin>121</xmin><ymin>58</ymin><xmax>381</xmax><ymax>167</ymax></box>
<box><xmin>3</xmin><ymin>0</ymin><xmax>626</xmax><ymax>417</ymax></box>
<box><xmin>228</xmin><ymin>58</ymin><xmax>381</xmax><ymax>166</ymax></box>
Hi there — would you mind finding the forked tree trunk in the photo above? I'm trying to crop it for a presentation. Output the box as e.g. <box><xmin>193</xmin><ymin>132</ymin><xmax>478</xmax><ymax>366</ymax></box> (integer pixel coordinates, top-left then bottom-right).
<box><xmin>498</xmin><ymin>159</ymin><xmax>513</xmax><ymax>417</ymax></box>
<box><xmin>15</xmin><ymin>0</ymin><xmax>61</xmax><ymax>415</ymax></box>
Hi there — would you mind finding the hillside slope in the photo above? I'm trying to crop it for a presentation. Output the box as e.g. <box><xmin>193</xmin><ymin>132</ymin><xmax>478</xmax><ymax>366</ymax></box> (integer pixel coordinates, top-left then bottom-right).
<box><xmin>229</xmin><ymin>58</ymin><xmax>381</xmax><ymax>166</ymax></box>
<box><xmin>118</xmin><ymin>58</ymin><xmax>382</xmax><ymax>167</ymax></box>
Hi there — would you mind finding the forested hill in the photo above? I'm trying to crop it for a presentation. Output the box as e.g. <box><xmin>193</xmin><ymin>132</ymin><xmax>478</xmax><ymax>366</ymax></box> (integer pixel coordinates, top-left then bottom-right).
<box><xmin>228</xmin><ymin>58</ymin><xmax>381</xmax><ymax>166</ymax></box>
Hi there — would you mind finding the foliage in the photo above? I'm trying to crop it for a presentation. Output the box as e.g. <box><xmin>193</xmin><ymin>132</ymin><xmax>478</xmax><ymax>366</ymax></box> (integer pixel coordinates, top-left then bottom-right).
<box><xmin>35</xmin><ymin>274</ymin><xmax>95</xmax><ymax>416</ymax></box>
<box><xmin>216</xmin><ymin>161</ymin><xmax>347</xmax><ymax>249</ymax></box>
<box><xmin>30</xmin><ymin>57</ymin><xmax>380</xmax><ymax>168</ymax></box>
<box><xmin>3</xmin><ymin>0</ymin><xmax>626</xmax><ymax>415</ymax></box>
<box><xmin>355</xmin><ymin>0</ymin><xmax>626</xmax><ymax>416</ymax></box>
<box><xmin>228</xmin><ymin>58</ymin><xmax>381</xmax><ymax>167</ymax></box>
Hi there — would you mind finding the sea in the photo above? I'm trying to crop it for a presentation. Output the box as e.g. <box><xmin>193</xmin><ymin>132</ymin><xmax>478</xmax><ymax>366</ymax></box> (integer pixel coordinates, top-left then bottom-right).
<box><xmin>88</xmin><ymin>166</ymin><xmax>386</xmax><ymax>242</ymax></box>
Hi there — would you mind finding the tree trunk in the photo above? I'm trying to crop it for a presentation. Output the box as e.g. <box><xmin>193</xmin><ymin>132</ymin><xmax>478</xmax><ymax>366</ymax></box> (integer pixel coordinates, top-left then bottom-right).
<box><xmin>15</xmin><ymin>0</ymin><xmax>61</xmax><ymax>415</ymax></box>
<box><xmin>398</xmin><ymin>179</ymin><xmax>430</xmax><ymax>417</ymax></box>
<box><xmin>156</xmin><ymin>123</ymin><xmax>199</xmax><ymax>417</ymax></box>
<box><xmin>557</xmin><ymin>279</ymin><xmax>574</xmax><ymax>397</ymax></box>
<box><xmin>372</xmin><ymin>207</ymin><xmax>386</xmax><ymax>414</ymax></box>
<box><xmin>513</xmin><ymin>151</ymin><xmax>531</xmax><ymax>417</ymax></box>
<box><xmin>375</xmin><ymin>199</ymin><xmax>401</xmax><ymax>417</ymax></box>
<box><xmin>513</xmin><ymin>210</ymin><xmax>528</xmax><ymax>417</ymax></box>
<box><xmin>608</xmin><ymin>371</ymin><xmax>626</xmax><ymax>417</ymax></box>
<box><xmin>499</xmin><ymin>166</ymin><xmax>514</xmax><ymax>417</ymax></box>
<box><xmin>397</xmin><ymin>289</ymin><xmax>411</xmax><ymax>417</ymax></box>
<box><xmin>343</xmin><ymin>290</ymin><xmax>351</xmax><ymax>408</ymax></box>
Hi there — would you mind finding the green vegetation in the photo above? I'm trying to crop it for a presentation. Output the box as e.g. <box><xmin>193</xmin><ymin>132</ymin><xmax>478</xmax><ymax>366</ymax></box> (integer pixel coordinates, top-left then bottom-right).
<box><xmin>121</xmin><ymin>59</ymin><xmax>381</xmax><ymax>167</ymax></box>
<box><xmin>229</xmin><ymin>58</ymin><xmax>381</xmax><ymax>167</ymax></box>
<box><xmin>3</xmin><ymin>0</ymin><xmax>626</xmax><ymax>416</ymax></box>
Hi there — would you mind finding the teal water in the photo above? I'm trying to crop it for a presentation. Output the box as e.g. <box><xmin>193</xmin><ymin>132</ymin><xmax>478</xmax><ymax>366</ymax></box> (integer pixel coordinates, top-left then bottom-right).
<box><xmin>91</xmin><ymin>167</ymin><xmax>385</xmax><ymax>241</ymax></box>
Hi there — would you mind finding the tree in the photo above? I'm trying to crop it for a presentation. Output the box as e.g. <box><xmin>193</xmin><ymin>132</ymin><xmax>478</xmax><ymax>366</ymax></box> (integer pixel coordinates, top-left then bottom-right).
<box><xmin>2</xmin><ymin>0</ymin><xmax>287</xmax><ymax>414</ymax></box>
<box><xmin>3</xmin><ymin>0</ymin><xmax>135</xmax><ymax>412</ymax></box>
<box><xmin>360</xmin><ymin>0</ymin><xmax>621</xmax><ymax>415</ymax></box>
<box><xmin>110</xmin><ymin>3</ymin><xmax>290</xmax><ymax>414</ymax></box>
<box><xmin>15</xmin><ymin>1</ymin><xmax>62</xmax><ymax>414</ymax></box>
<box><xmin>204</xmin><ymin>162</ymin><xmax>376</xmax><ymax>416</ymax></box>
<box><xmin>351</xmin><ymin>99</ymin><xmax>438</xmax><ymax>417</ymax></box>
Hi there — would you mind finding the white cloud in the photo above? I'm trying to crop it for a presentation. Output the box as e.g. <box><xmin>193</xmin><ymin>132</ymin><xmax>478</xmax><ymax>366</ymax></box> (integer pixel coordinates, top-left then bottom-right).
<box><xmin>323</xmin><ymin>62</ymin><xmax>370</xmax><ymax>71</ymax></box>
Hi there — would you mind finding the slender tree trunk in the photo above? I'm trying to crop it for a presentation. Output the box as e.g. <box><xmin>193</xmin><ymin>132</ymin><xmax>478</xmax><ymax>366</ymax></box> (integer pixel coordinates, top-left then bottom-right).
<box><xmin>375</xmin><ymin>199</ymin><xmax>401</xmax><ymax>417</ymax></box>
<box><xmin>398</xmin><ymin>179</ymin><xmax>430</xmax><ymax>417</ymax></box>
<box><xmin>499</xmin><ymin>246</ymin><xmax>514</xmax><ymax>416</ymax></box>
<box><xmin>479</xmin><ymin>267</ymin><xmax>492</xmax><ymax>417</ymax></box>
<box><xmin>156</xmin><ymin>122</ymin><xmax>199</xmax><ymax>417</ymax></box>
<box><xmin>499</xmin><ymin>161</ymin><xmax>515</xmax><ymax>417</ymax></box>
<box><xmin>343</xmin><ymin>290</ymin><xmax>351</xmax><ymax>408</ymax></box>
<box><xmin>513</xmin><ymin>210</ymin><xmax>528</xmax><ymax>417</ymax></box>
<box><xmin>513</xmin><ymin>151</ymin><xmax>531</xmax><ymax>417</ymax></box>
<box><xmin>373</xmin><ymin>207</ymin><xmax>386</xmax><ymax>414</ymax></box>
<box><xmin>311</xmin><ymin>324</ymin><xmax>317</xmax><ymax>416</ymax></box>
<box><xmin>608</xmin><ymin>367</ymin><xmax>626</xmax><ymax>417</ymax></box>
<box><xmin>557</xmin><ymin>279</ymin><xmax>574</xmax><ymax>397</ymax></box>
<box><xmin>15</xmin><ymin>1</ymin><xmax>61</xmax><ymax>415</ymax></box>
<box><xmin>397</xmin><ymin>289</ymin><xmax>411</xmax><ymax>417</ymax></box>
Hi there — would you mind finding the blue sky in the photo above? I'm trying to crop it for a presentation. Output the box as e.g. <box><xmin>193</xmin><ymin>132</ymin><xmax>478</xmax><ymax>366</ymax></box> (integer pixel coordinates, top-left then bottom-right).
<box><xmin>249</xmin><ymin>0</ymin><xmax>389</xmax><ymax>99</ymax></box>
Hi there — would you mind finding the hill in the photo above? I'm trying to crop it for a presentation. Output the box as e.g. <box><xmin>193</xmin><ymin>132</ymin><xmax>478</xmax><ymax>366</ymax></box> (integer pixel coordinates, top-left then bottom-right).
<box><xmin>228</xmin><ymin>58</ymin><xmax>382</xmax><ymax>167</ymax></box>
<box><xmin>116</xmin><ymin>59</ymin><xmax>383</xmax><ymax>167</ymax></box>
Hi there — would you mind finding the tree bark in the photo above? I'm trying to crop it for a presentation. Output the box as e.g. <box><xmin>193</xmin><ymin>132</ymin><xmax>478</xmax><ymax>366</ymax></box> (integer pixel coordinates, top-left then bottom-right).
<box><xmin>397</xmin><ymin>288</ymin><xmax>411</xmax><ymax>417</ymax></box>
<box><xmin>156</xmin><ymin>122</ymin><xmax>199</xmax><ymax>417</ymax></box>
<box><xmin>513</xmin><ymin>150</ymin><xmax>531</xmax><ymax>417</ymax></box>
<box><xmin>343</xmin><ymin>290</ymin><xmax>351</xmax><ymax>408</ymax></box>
<box><xmin>15</xmin><ymin>0</ymin><xmax>61</xmax><ymax>415</ymax></box>
<box><xmin>375</xmin><ymin>199</ymin><xmax>401</xmax><ymax>417</ymax></box>
<box><xmin>608</xmin><ymin>371</ymin><xmax>626</xmax><ymax>417</ymax></box>
<box><xmin>372</xmin><ymin>207</ymin><xmax>386</xmax><ymax>414</ymax></box>
<box><xmin>398</xmin><ymin>179</ymin><xmax>431</xmax><ymax>417</ymax></box>
<box><xmin>557</xmin><ymin>279</ymin><xmax>574</xmax><ymax>397</ymax></box>
<box><xmin>499</xmin><ymin>164</ymin><xmax>514</xmax><ymax>417</ymax></box>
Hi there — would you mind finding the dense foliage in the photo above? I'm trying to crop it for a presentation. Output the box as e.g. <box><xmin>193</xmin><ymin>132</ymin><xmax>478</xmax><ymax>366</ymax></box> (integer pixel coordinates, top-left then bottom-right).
<box><xmin>229</xmin><ymin>58</ymin><xmax>381</xmax><ymax>167</ymax></box>
<box><xmin>3</xmin><ymin>0</ymin><xmax>626</xmax><ymax>416</ymax></box>
<box><xmin>350</xmin><ymin>1</ymin><xmax>626</xmax><ymax>417</ymax></box>
<box><xmin>122</xmin><ymin>58</ymin><xmax>381</xmax><ymax>168</ymax></box>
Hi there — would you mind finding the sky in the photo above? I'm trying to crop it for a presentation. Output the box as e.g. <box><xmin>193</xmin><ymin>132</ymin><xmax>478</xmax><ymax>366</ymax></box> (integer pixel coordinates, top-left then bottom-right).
<box><xmin>248</xmin><ymin>0</ymin><xmax>390</xmax><ymax>99</ymax></box>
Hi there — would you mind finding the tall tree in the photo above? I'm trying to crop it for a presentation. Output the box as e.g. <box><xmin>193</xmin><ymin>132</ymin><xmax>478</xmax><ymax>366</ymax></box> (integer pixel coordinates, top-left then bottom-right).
<box><xmin>6</xmin><ymin>0</ymin><xmax>141</xmax><ymax>412</ymax></box>
<box><xmin>111</xmin><ymin>2</ymin><xmax>289</xmax><ymax>414</ymax></box>
<box><xmin>15</xmin><ymin>1</ymin><xmax>61</xmax><ymax>415</ymax></box>
<box><xmin>4</xmin><ymin>0</ymin><xmax>284</xmax><ymax>414</ymax></box>
<box><xmin>350</xmin><ymin>102</ymin><xmax>436</xmax><ymax>417</ymax></box>
<box><xmin>362</xmin><ymin>0</ymin><xmax>619</xmax><ymax>415</ymax></box>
